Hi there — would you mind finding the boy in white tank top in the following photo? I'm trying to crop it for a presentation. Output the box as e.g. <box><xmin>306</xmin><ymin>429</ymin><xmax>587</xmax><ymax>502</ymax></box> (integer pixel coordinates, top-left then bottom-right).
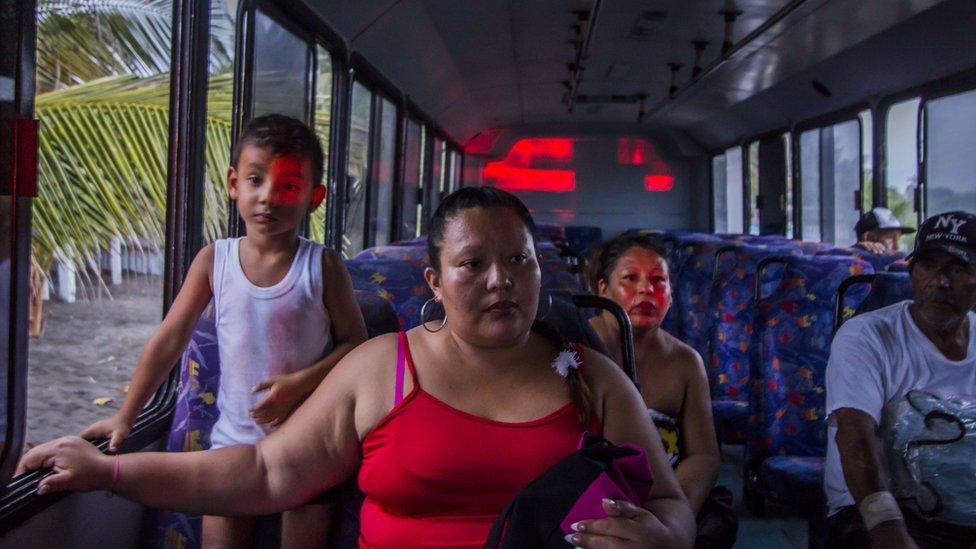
<box><xmin>81</xmin><ymin>114</ymin><xmax>368</xmax><ymax>547</ymax></box>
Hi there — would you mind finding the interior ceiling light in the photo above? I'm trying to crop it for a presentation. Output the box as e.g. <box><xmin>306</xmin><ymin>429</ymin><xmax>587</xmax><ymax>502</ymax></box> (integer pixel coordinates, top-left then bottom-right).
<box><xmin>630</xmin><ymin>10</ymin><xmax>668</xmax><ymax>40</ymax></box>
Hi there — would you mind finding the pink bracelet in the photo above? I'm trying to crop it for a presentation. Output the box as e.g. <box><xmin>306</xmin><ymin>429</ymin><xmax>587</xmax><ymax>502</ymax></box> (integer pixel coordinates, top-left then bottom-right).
<box><xmin>111</xmin><ymin>454</ymin><xmax>120</xmax><ymax>489</ymax></box>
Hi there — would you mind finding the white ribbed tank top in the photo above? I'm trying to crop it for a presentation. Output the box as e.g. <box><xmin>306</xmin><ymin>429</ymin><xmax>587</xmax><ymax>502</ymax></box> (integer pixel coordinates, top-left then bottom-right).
<box><xmin>209</xmin><ymin>237</ymin><xmax>333</xmax><ymax>447</ymax></box>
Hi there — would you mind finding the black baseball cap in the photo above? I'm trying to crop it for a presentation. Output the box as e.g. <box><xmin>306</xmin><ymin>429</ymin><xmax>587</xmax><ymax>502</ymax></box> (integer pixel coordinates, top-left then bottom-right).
<box><xmin>855</xmin><ymin>207</ymin><xmax>916</xmax><ymax>236</ymax></box>
<box><xmin>907</xmin><ymin>211</ymin><xmax>976</xmax><ymax>265</ymax></box>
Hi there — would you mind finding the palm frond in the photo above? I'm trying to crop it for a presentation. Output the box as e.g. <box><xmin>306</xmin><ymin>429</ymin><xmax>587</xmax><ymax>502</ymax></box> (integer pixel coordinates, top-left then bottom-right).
<box><xmin>34</xmin><ymin>73</ymin><xmax>233</xmax><ymax>275</ymax></box>
<box><xmin>37</xmin><ymin>0</ymin><xmax>235</xmax><ymax>92</ymax></box>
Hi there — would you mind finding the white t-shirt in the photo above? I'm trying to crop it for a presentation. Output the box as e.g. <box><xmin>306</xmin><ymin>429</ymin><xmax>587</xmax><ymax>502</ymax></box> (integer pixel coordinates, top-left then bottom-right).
<box><xmin>824</xmin><ymin>300</ymin><xmax>976</xmax><ymax>515</ymax></box>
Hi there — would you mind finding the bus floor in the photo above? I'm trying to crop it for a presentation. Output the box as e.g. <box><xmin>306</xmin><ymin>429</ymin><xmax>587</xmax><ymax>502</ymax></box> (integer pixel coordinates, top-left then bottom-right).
<box><xmin>717</xmin><ymin>443</ymin><xmax>809</xmax><ymax>548</ymax></box>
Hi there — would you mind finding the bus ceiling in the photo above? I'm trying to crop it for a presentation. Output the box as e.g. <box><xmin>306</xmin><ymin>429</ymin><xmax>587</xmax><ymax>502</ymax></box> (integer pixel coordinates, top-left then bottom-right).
<box><xmin>301</xmin><ymin>0</ymin><xmax>976</xmax><ymax>153</ymax></box>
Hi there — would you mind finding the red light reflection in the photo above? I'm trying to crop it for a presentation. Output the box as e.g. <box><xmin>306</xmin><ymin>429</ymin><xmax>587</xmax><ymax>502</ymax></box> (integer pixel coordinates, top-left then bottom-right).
<box><xmin>482</xmin><ymin>136</ymin><xmax>673</xmax><ymax>193</ymax></box>
<box><xmin>483</xmin><ymin>137</ymin><xmax>577</xmax><ymax>193</ymax></box>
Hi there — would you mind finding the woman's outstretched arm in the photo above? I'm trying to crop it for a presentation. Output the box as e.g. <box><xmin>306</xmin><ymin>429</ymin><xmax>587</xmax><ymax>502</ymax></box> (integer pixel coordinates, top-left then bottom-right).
<box><xmin>17</xmin><ymin>336</ymin><xmax>383</xmax><ymax>516</ymax></box>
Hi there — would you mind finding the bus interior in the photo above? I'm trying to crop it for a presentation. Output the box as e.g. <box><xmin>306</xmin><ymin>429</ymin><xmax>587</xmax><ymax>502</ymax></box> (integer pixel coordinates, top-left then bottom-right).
<box><xmin>1</xmin><ymin>0</ymin><xmax>976</xmax><ymax>547</ymax></box>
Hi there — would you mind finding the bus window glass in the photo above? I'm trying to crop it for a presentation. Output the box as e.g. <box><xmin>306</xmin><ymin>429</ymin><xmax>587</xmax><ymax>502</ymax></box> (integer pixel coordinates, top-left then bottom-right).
<box><xmin>203</xmin><ymin>0</ymin><xmax>236</xmax><ymax>244</ymax></box>
<box><xmin>401</xmin><ymin>119</ymin><xmax>422</xmax><ymax>239</ymax></box>
<box><xmin>0</xmin><ymin>197</ymin><xmax>10</xmax><ymax>454</ymax></box>
<box><xmin>820</xmin><ymin>119</ymin><xmax>860</xmax><ymax>246</ymax></box>
<box><xmin>430</xmin><ymin>138</ymin><xmax>445</xmax><ymax>213</ymax></box>
<box><xmin>452</xmin><ymin>150</ymin><xmax>463</xmax><ymax>191</ymax></box>
<box><xmin>712</xmin><ymin>155</ymin><xmax>728</xmax><ymax>232</ymax></box>
<box><xmin>370</xmin><ymin>97</ymin><xmax>396</xmax><ymax>246</ymax></box>
<box><xmin>783</xmin><ymin>133</ymin><xmax>794</xmax><ymax>238</ymax></box>
<box><xmin>343</xmin><ymin>82</ymin><xmax>372</xmax><ymax>258</ymax></box>
<box><xmin>924</xmin><ymin>88</ymin><xmax>976</xmax><ymax>216</ymax></box>
<box><xmin>800</xmin><ymin>129</ymin><xmax>821</xmax><ymax>241</ymax></box>
<box><xmin>251</xmin><ymin>9</ymin><xmax>309</xmax><ymax>120</ymax></box>
<box><xmin>859</xmin><ymin>110</ymin><xmax>873</xmax><ymax>212</ymax></box>
<box><xmin>747</xmin><ymin>141</ymin><xmax>760</xmax><ymax>235</ymax></box>
<box><xmin>29</xmin><ymin>2</ymin><xmax>172</xmax><ymax>444</ymax></box>
<box><xmin>309</xmin><ymin>45</ymin><xmax>333</xmax><ymax>244</ymax></box>
<box><xmin>885</xmin><ymin>98</ymin><xmax>920</xmax><ymax>250</ymax></box>
<box><xmin>725</xmin><ymin>147</ymin><xmax>744</xmax><ymax>233</ymax></box>
<box><xmin>418</xmin><ymin>126</ymin><xmax>428</xmax><ymax>233</ymax></box>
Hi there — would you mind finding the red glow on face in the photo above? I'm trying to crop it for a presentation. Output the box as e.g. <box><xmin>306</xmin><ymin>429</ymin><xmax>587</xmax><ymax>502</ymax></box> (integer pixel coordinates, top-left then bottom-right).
<box><xmin>483</xmin><ymin>137</ymin><xmax>577</xmax><ymax>193</ymax></box>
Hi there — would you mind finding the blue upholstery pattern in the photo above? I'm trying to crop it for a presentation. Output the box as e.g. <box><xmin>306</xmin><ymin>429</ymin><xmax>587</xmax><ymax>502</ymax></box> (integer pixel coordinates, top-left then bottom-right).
<box><xmin>353</xmin><ymin>244</ymin><xmax>429</xmax><ymax>266</ymax></box>
<box><xmin>158</xmin><ymin>303</ymin><xmax>220</xmax><ymax>548</ymax></box>
<box><xmin>565</xmin><ymin>225</ymin><xmax>603</xmax><ymax>256</ymax></box>
<box><xmin>759</xmin><ymin>456</ymin><xmax>825</xmax><ymax>508</ymax></box>
<box><xmin>346</xmin><ymin>258</ymin><xmax>432</xmax><ymax>330</ymax></box>
<box><xmin>674</xmin><ymin>240</ymin><xmax>726</xmax><ymax>361</ymax></box>
<box><xmin>747</xmin><ymin>255</ymin><xmax>873</xmax><ymax>494</ymax></box>
<box><xmin>354</xmin><ymin>290</ymin><xmax>401</xmax><ymax>338</ymax></box>
<box><xmin>708</xmin><ymin>243</ymin><xmax>798</xmax><ymax>443</ymax></box>
<box><xmin>817</xmin><ymin>246</ymin><xmax>906</xmax><ymax>272</ymax></box>
<box><xmin>853</xmin><ymin>272</ymin><xmax>912</xmax><ymax>317</ymax></box>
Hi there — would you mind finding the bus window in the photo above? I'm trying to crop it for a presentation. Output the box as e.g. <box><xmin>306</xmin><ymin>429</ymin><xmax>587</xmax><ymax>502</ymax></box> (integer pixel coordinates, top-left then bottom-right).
<box><xmin>859</xmin><ymin>110</ymin><xmax>873</xmax><ymax>212</ymax></box>
<box><xmin>712</xmin><ymin>154</ymin><xmax>728</xmax><ymax>232</ymax></box>
<box><xmin>821</xmin><ymin>119</ymin><xmax>861</xmax><ymax>246</ymax></box>
<box><xmin>800</xmin><ymin>129</ymin><xmax>821</xmax><ymax>241</ymax></box>
<box><xmin>801</xmin><ymin>119</ymin><xmax>862</xmax><ymax>245</ymax></box>
<box><xmin>28</xmin><ymin>1</ymin><xmax>173</xmax><ymax>445</ymax></box>
<box><xmin>343</xmin><ymin>82</ymin><xmax>372</xmax><ymax>258</ymax></box>
<box><xmin>202</xmin><ymin>0</ymin><xmax>235</xmax><ymax>244</ymax></box>
<box><xmin>451</xmin><ymin>149</ymin><xmax>463</xmax><ymax>191</ymax></box>
<box><xmin>784</xmin><ymin>133</ymin><xmax>794</xmax><ymax>238</ymax></box>
<box><xmin>430</xmin><ymin>137</ymin><xmax>446</xmax><ymax>214</ymax></box>
<box><xmin>251</xmin><ymin>9</ymin><xmax>310</xmax><ymax>120</ymax></box>
<box><xmin>747</xmin><ymin>140</ymin><xmax>760</xmax><ymax>235</ymax></box>
<box><xmin>924</xmin><ymin>88</ymin><xmax>976</xmax><ymax>217</ymax></box>
<box><xmin>885</xmin><ymin>98</ymin><xmax>920</xmax><ymax>250</ymax></box>
<box><xmin>417</xmin><ymin>125</ymin><xmax>428</xmax><ymax>233</ymax></box>
<box><xmin>725</xmin><ymin>146</ymin><xmax>745</xmax><ymax>233</ymax></box>
<box><xmin>309</xmin><ymin>44</ymin><xmax>333</xmax><ymax>244</ymax></box>
<box><xmin>400</xmin><ymin>119</ymin><xmax>423</xmax><ymax>239</ymax></box>
<box><xmin>369</xmin><ymin>96</ymin><xmax>396</xmax><ymax>246</ymax></box>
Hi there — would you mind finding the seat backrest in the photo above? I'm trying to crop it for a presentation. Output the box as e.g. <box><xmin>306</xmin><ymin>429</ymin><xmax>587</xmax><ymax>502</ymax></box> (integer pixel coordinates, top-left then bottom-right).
<box><xmin>707</xmin><ymin>243</ymin><xmax>798</xmax><ymax>403</ymax></box>
<box><xmin>346</xmin><ymin>257</ymin><xmax>432</xmax><ymax>330</ymax></box>
<box><xmin>564</xmin><ymin>225</ymin><xmax>604</xmax><ymax>256</ymax></box>
<box><xmin>353</xmin><ymin>244</ymin><xmax>429</xmax><ymax>266</ymax></box>
<box><xmin>746</xmin><ymin>255</ymin><xmax>873</xmax><ymax>467</ymax></box>
<box><xmin>817</xmin><ymin>246</ymin><xmax>906</xmax><ymax>272</ymax></box>
<box><xmin>355</xmin><ymin>290</ymin><xmax>401</xmax><ymax>338</ymax></box>
<box><xmin>674</xmin><ymin>240</ymin><xmax>727</xmax><ymax>360</ymax></box>
<box><xmin>848</xmin><ymin>272</ymin><xmax>913</xmax><ymax>319</ymax></box>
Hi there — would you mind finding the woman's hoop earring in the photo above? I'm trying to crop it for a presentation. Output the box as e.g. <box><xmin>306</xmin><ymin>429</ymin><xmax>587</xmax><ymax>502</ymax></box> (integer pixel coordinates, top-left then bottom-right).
<box><xmin>421</xmin><ymin>297</ymin><xmax>447</xmax><ymax>333</ymax></box>
<box><xmin>536</xmin><ymin>292</ymin><xmax>553</xmax><ymax>321</ymax></box>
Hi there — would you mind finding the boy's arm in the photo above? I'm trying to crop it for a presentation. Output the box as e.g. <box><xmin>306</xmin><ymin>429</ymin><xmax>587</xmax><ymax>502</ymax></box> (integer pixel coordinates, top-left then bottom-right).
<box><xmin>249</xmin><ymin>250</ymin><xmax>367</xmax><ymax>425</ymax></box>
<box><xmin>81</xmin><ymin>245</ymin><xmax>215</xmax><ymax>450</ymax></box>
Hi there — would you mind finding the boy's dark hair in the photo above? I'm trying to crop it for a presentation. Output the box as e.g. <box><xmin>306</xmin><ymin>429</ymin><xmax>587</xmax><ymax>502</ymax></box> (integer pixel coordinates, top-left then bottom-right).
<box><xmin>427</xmin><ymin>186</ymin><xmax>538</xmax><ymax>271</ymax></box>
<box><xmin>231</xmin><ymin>114</ymin><xmax>325</xmax><ymax>185</ymax></box>
<box><xmin>589</xmin><ymin>233</ymin><xmax>670</xmax><ymax>290</ymax></box>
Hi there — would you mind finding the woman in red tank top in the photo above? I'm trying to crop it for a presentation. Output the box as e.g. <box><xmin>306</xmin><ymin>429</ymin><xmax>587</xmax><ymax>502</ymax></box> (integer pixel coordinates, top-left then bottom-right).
<box><xmin>20</xmin><ymin>188</ymin><xmax>695</xmax><ymax>549</ymax></box>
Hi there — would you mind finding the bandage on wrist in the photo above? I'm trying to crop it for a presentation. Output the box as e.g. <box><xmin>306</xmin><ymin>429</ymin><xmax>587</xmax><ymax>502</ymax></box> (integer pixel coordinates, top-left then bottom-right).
<box><xmin>859</xmin><ymin>491</ymin><xmax>903</xmax><ymax>530</ymax></box>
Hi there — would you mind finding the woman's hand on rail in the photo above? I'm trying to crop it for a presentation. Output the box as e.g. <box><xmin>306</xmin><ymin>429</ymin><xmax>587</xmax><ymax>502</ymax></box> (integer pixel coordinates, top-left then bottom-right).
<box><xmin>17</xmin><ymin>436</ymin><xmax>113</xmax><ymax>495</ymax></box>
<box><xmin>79</xmin><ymin>413</ymin><xmax>134</xmax><ymax>453</ymax></box>
<box><xmin>563</xmin><ymin>498</ymin><xmax>673</xmax><ymax>548</ymax></box>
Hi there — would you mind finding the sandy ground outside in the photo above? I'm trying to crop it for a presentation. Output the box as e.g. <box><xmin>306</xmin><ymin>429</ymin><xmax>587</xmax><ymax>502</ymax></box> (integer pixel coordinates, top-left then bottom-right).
<box><xmin>26</xmin><ymin>277</ymin><xmax>162</xmax><ymax>448</ymax></box>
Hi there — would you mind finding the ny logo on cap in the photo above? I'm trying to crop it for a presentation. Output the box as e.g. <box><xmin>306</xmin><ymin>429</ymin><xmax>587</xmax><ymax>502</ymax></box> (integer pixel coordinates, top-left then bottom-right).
<box><xmin>934</xmin><ymin>215</ymin><xmax>968</xmax><ymax>235</ymax></box>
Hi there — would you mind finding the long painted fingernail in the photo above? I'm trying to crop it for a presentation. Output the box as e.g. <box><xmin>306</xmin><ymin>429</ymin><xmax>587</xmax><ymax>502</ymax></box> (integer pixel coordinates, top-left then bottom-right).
<box><xmin>564</xmin><ymin>533</ymin><xmax>580</xmax><ymax>545</ymax></box>
<box><xmin>602</xmin><ymin>497</ymin><xmax>616</xmax><ymax>506</ymax></box>
<box><xmin>37</xmin><ymin>484</ymin><xmax>49</xmax><ymax>495</ymax></box>
<box><xmin>570</xmin><ymin>522</ymin><xmax>584</xmax><ymax>532</ymax></box>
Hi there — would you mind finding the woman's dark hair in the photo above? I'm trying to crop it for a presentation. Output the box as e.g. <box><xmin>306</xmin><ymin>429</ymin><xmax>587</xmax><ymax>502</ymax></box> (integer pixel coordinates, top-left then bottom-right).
<box><xmin>589</xmin><ymin>233</ymin><xmax>670</xmax><ymax>290</ymax></box>
<box><xmin>427</xmin><ymin>186</ymin><xmax>537</xmax><ymax>271</ymax></box>
<box><xmin>231</xmin><ymin>114</ymin><xmax>325</xmax><ymax>185</ymax></box>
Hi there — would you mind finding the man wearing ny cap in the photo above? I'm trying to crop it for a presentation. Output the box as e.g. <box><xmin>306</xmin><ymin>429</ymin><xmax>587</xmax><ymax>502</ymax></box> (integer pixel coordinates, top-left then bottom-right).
<box><xmin>854</xmin><ymin>207</ymin><xmax>916</xmax><ymax>255</ymax></box>
<box><xmin>825</xmin><ymin>211</ymin><xmax>976</xmax><ymax>548</ymax></box>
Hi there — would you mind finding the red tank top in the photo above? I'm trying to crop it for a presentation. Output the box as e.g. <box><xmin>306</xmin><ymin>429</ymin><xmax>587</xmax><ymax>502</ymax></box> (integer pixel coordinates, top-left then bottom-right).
<box><xmin>357</xmin><ymin>332</ymin><xmax>601</xmax><ymax>548</ymax></box>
